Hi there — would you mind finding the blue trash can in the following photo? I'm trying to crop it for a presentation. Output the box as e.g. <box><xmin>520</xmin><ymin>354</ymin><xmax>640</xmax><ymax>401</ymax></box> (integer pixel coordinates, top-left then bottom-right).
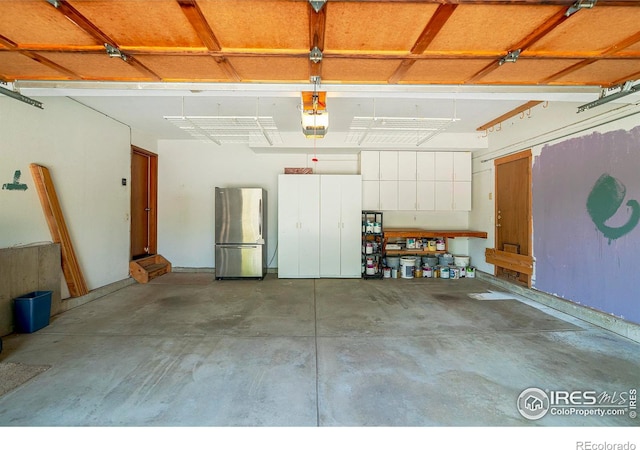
<box><xmin>14</xmin><ymin>291</ymin><xmax>52</xmax><ymax>333</ymax></box>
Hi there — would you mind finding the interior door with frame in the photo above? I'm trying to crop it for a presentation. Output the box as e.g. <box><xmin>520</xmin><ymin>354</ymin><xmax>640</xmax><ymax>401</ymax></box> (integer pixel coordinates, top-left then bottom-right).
<box><xmin>492</xmin><ymin>150</ymin><xmax>533</xmax><ymax>286</ymax></box>
<box><xmin>130</xmin><ymin>146</ymin><xmax>158</xmax><ymax>260</ymax></box>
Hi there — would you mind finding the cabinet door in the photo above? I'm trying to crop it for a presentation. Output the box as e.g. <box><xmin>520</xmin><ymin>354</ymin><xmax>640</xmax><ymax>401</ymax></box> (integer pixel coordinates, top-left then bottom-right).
<box><xmin>398</xmin><ymin>152</ymin><xmax>416</xmax><ymax>180</ymax></box>
<box><xmin>277</xmin><ymin>175</ymin><xmax>301</xmax><ymax>278</ymax></box>
<box><xmin>379</xmin><ymin>180</ymin><xmax>398</xmax><ymax>210</ymax></box>
<box><xmin>398</xmin><ymin>180</ymin><xmax>417</xmax><ymax>210</ymax></box>
<box><xmin>379</xmin><ymin>151</ymin><xmax>398</xmax><ymax>181</ymax></box>
<box><xmin>453</xmin><ymin>152</ymin><xmax>472</xmax><ymax>181</ymax></box>
<box><xmin>434</xmin><ymin>181</ymin><xmax>453</xmax><ymax>211</ymax></box>
<box><xmin>416</xmin><ymin>181</ymin><xmax>435</xmax><ymax>211</ymax></box>
<box><xmin>417</xmin><ymin>152</ymin><xmax>435</xmax><ymax>181</ymax></box>
<box><xmin>278</xmin><ymin>175</ymin><xmax>319</xmax><ymax>278</ymax></box>
<box><xmin>453</xmin><ymin>181</ymin><xmax>472</xmax><ymax>211</ymax></box>
<box><xmin>362</xmin><ymin>180</ymin><xmax>380</xmax><ymax>210</ymax></box>
<box><xmin>360</xmin><ymin>151</ymin><xmax>379</xmax><ymax>181</ymax></box>
<box><xmin>435</xmin><ymin>152</ymin><xmax>454</xmax><ymax>181</ymax></box>
<box><xmin>297</xmin><ymin>175</ymin><xmax>320</xmax><ymax>278</ymax></box>
<box><xmin>320</xmin><ymin>175</ymin><xmax>342</xmax><ymax>277</ymax></box>
<box><xmin>339</xmin><ymin>176</ymin><xmax>363</xmax><ymax>278</ymax></box>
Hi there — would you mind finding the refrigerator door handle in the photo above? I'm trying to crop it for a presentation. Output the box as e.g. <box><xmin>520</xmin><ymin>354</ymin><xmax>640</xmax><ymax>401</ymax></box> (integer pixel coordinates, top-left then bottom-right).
<box><xmin>258</xmin><ymin>198</ymin><xmax>262</xmax><ymax>238</ymax></box>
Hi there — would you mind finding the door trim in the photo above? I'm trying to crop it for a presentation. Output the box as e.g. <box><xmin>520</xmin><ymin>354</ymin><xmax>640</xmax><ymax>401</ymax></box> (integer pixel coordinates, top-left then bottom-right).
<box><xmin>130</xmin><ymin>146</ymin><xmax>158</xmax><ymax>259</ymax></box>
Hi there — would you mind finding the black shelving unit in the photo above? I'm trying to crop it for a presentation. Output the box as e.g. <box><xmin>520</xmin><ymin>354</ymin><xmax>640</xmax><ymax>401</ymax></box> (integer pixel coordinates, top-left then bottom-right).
<box><xmin>362</xmin><ymin>210</ymin><xmax>384</xmax><ymax>279</ymax></box>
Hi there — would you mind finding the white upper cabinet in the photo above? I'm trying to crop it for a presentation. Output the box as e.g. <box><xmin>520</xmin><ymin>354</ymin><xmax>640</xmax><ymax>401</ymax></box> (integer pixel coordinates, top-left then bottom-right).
<box><xmin>435</xmin><ymin>152</ymin><xmax>454</xmax><ymax>181</ymax></box>
<box><xmin>416</xmin><ymin>152</ymin><xmax>435</xmax><ymax>181</ymax></box>
<box><xmin>453</xmin><ymin>152</ymin><xmax>472</xmax><ymax>181</ymax></box>
<box><xmin>397</xmin><ymin>152</ymin><xmax>417</xmax><ymax>180</ymax></box>
<box><xmin>360</xmin><ymin>150</ymin><xmax>472</xmax><ymax>212</ymax></box>
<box><xmin>360</xmin><ymin>151</ymin><xmax>380</xmax><ymax>180</ymax></box>
<box><xmin>379</xmin><ymin>151</ymin><xmax>398</xmax><ymax>181</ymax></box>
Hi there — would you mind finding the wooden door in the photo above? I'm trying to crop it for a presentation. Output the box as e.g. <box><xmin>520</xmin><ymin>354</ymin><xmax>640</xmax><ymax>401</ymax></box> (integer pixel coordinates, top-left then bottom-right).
<box><xmin>130</xmin><ymin>147</ymin><xmax>158</xmax><ymax>260</ymax></box>
<box><xmin>491</xmin><ymin>150</ymin><xmax>533</xmax><ymax>286</ymax></box>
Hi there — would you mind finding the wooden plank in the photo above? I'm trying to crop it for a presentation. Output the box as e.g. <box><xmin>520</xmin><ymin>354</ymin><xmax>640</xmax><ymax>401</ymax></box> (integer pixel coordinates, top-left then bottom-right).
<box><xmin>485</xmin><ymin>247</ymin><xmax>533</xmax><ymax>276</ymax></box>
<box><xmin>178</xmin><ymin>0</ymin><xmax>222</xmax><ymax>51</ymax></box>
<box><xmin>29</xmin><ymin>164</ymin><xmax>89</xmax><ymax>297</ymax></box>
<box><xmin>477</xmin><ymin>101</ymin><xmax>543</xmax><ymax>132</ymax></box>
<box><xmin>384</xmin><ymin>229</ymin><xmax>488</xmax><ymax>239</ymax></box>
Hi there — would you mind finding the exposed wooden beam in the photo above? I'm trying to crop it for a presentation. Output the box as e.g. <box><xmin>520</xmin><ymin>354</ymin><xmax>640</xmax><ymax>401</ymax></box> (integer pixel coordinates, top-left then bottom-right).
<box><xmin>511</xmin><ymin>7</ymin><xmax>571</xmax><ymax>51</ymax></box>
<box><xmin>52</xmin><ymin>0</ymin><xmax>115</xmax><ymax>46</ymax></box>
<box><xmin>477</xmin><ymin>100</ymin><xmax>543</xmax><ymax>131</ymax></box>
<box><xmin>21</xmin><ymin>50</ymin><xmax>82</xmax><ymax>79</ymax></box>
<box><xmin>177</xmin><ymin>0</ymin><xmax>222</xmax><ymax>51</ymax></box>
<box><xmin>540</xmin><ymin>59</ymin><xmax>595</xmax><ymax>83</ymax></box>
<box><xmin>0</xmin><ymin>34</ymin><xmax>17</xmax><ymax>49</ymax></box>
<box><xmin>309</xmin><ymin>2</ymin><xmax>327</xmax><ymax>80</ymax></box>
<box><xmin>124</xmin><ymin>56</ymin><xmax>162</xmax><ymax>81</ymax></box>
<box><xmin>213</xmin><ymin>56</ymin><xmax>242</xmax><ymax>82</ymax></box>
<box><xmin>411</xmin><ymin>4</ymin><xmax>458</xmax><ymax>54</ymax></box>
<box><xmin>388</xmin><ymin>3</ymin><xmax>458</xmax><ymax>84</ymax></box>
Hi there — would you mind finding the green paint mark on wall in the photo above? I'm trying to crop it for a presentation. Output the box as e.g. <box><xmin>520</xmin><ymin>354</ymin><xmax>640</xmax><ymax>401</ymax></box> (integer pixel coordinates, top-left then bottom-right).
<box><xmin>586</xmin><ymin>173</ymin><xmax>640</xmax><ymax>242</ymax></box>
<box><xmin>2</xmin><ymin>170</ymin><xmax>28</xmax><ymax>191</ymax></box>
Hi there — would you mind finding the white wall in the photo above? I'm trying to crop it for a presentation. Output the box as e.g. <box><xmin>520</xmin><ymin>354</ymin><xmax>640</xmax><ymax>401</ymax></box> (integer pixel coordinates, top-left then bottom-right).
<box><xmin>156</xmin><ymin>140</ymin><xmax>347</xmax><ymax>268</ymax></box>
<box><xmin>0</xmin><ymin>96</ymin><xmax>131</xmax><ymax>293</ymax></box>
<box><xmin>157</xmin><ymin>141</ymin><xmax>478</xmax><ymax>268</ymax></box>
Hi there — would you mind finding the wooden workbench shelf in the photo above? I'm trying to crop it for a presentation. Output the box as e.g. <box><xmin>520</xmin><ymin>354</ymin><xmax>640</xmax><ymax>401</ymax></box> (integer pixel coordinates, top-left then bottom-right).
<box><xmin>384</xmin><ymin>228</ymin><xmax>488</xmax><ymax>255</ymax></box>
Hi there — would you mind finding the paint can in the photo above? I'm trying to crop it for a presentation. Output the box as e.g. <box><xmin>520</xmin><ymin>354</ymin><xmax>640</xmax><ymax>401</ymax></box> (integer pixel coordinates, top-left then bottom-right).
<box><xmin>366</xmin><ymin>262</ymin><xmax>376</xmax><ymax>275</ymax></box>
<box><xmin>373</xmin><ymin>222</ymin><xmax>382</xmax><ymax>233</ymax></box>
<box><xmin>427</xmin><ymin>240</ymin><xmax>437</xmax><ymax>252</ymax></box>
<box><xmin>436</xmin><ymin>239</ymin><xmax>446</xmax><ymax>251</ymax></box>
<box><xmin>440</xmin><ymin>266</ymin><xmax>450</xmax><ymax>279</ymax></box>
<box><xmin>400</xmin><ymin>256</ymin><xmax>415</xmax><ymax>279</ymax></box>
<box><xmin>466</xmin><ymin>266</ymin><xmax>476</xmax><ymax>278</ymax></box>
<box><xmin>434</xmin><ymin>266</ymin><xmax>440</xmax><ymax>278</ymax></box>
<box><xmin>438</xmin><ymin>253</ymin><xmax>454</xmax><ymax>266</ymax></box>
<box><xmin>406</xmin><ymin>238</ymin><xmax>417</xmax><ymax>249</ymax></box>
<box><xmin>391</xmin><ymin>268</ymin><xmax>398</xmax><ymax>278</ymax></box>
<box><xmin>454</xmin><ymin>255</ymin><xmax>470</xmax><ymax>267</ymax></box>
<box><xmin>365</xmin><ymin>242</ymin><xmax>373</xmax><ymax>254</ymax></box>
<box><xmin>423</xmin><ymin>265</ymin><xmax>432</xmax><ymax>278</ymax></box>
<box><xmin>386</xmin><ymin>256</ymin><xmax>400</xmax><ymax>270</ymax></box>
<box><xmin>457</xmin><ymin>266</ymin><xmax>466</xmax><ymax>278</ymax></box>
<box><xmin>383</xmin><ymin>267</ymin><xmax>391</xmax><ymax>278</ymax></box>
<box><xmin>450</xmin><ymin>267</ymin><xmax>459</xmax><ymax>279</ymax></box>
<box><xmin>414</xmin><ymin>267</ymin><xmax>422</xmax><ymax>278</ymax></box>
<box><xmin>365</xmin><ymin>222</ymin><xmax>373</xmax><ymax>233</ymax></box>
<box><xmin>422</xmin><ymin>255</ymin><xmax>438</xmax><ymax>267</ymax></box>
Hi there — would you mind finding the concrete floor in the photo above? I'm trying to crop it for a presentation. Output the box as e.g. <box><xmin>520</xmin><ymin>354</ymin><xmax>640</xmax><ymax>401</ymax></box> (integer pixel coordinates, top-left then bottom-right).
<box><xmin>0</xmin><ymin>273</ymin><xmax>639</xmax><ymax>427</ymax></box>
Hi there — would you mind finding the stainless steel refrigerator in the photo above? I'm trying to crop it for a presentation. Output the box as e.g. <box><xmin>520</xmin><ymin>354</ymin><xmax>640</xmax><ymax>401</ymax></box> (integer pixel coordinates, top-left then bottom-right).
<box><xmin>215</xmin><ymin>187</ymin><xmax>268</xmax><ymax>279</ymax></box>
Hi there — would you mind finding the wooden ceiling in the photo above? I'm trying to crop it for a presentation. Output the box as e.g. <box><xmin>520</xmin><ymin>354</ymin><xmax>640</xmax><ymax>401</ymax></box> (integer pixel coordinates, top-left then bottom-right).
<box><xmin>1</xmin><ymin>0</ymin><xmax>640</xmax><ymax>88</ymax></box>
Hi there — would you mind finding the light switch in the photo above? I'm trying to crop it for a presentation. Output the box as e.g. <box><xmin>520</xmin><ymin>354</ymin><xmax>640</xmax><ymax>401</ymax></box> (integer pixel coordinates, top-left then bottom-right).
<box><xmin>122</xmin><ymin>178</ymin><xmax>127</xmax><ymax>186</ymax></box>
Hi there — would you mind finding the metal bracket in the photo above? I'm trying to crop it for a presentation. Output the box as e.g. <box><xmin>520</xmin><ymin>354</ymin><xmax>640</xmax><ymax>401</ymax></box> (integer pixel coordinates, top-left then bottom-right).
<box><xmin>566</xmin><ymin>0</ymin><xmax>597</xmax><ymax>17</ymax></box>
<box><xmin>309</xmin><ymin>46</ymin><xmax>323</xmax><ymax>63</ymax></box>
<box><xmin>499</xmin><ymin>49</ymin><xmax>521</xmax><ymax>66</ymax></box>
<box><xmin>308</xmin><ymin>0</ymin><xmax>327</xmax><ymax>13</ymax></box>
<box><xmin>104</xmin><ymin>43</ymin><xmax>127</xmax><ymax>62</ymax></box>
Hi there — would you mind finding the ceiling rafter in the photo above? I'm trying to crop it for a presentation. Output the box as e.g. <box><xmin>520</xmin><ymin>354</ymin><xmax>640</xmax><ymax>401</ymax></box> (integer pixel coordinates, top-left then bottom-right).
<box><xmin>308</xmin><ymin>1</ymin><xmax>327</xmax><ymax>80</ymax></box>
<box><xmin>177</xmin><ymin>0</ymin><xmax>221</xmax><ymax>51</ymax></box>
<box><xmin>388</xmin><ymin>3</ymin><xmax>458</xmax><ymax>84</ymax></box>
<box><xmin>45</xmin><ymin>0</ymin><xmax>162</xmax><ymax>81</ymax></box>
<box><xmin>176</xmin><ymin>0</ymin><xmax>240</xmax><ymax>82</ymax></box>
<box><xmin>542</xmin><ymin>28</ymin><xmax>640</xmax><ymax>85</ymax></box>
<box><xmin>466</xmin><ymin>4</ymin><xmax>576</xmax><ymax>83</ymax></box>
